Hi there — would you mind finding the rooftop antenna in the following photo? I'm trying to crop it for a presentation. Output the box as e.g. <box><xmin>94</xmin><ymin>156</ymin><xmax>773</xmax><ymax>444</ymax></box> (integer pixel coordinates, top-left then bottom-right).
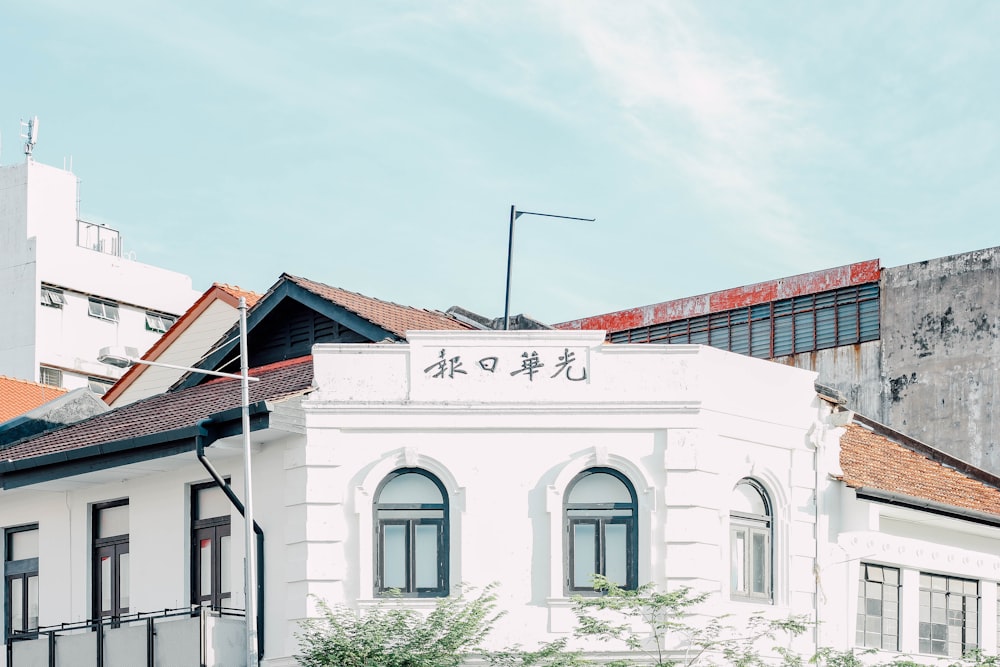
<box><xmin>20</xmin><ymin>116</ymin><xmax>39</xmax><ymax>159</ymax></box>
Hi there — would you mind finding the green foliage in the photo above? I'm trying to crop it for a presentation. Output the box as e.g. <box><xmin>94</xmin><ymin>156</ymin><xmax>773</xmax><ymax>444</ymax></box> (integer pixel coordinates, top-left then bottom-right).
<box><xmin>296</xmin><ymin>584</ymin><xmax>502</xmax><ymax>667</ymax></box>
<box><xmin>572</xmin><ymin>575</ymin><xmax>808</xmax><ymax>667</ymax></box>
<box><xmin>485</xmin><ymin>637</ymin><xmax>587</xmax><ymax>667</ymax></box>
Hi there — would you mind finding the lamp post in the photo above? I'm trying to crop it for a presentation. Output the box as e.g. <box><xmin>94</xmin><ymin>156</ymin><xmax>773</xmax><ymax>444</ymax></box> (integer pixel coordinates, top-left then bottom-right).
<box><xmin>99</xmin><ymin>297</ymin><xmax>261</xmax><ymax>666</ymax></box>
<box><xmin>504</xmin><ymin>205</ymin><xmax>595</xmax><ymax>330</ymax></box>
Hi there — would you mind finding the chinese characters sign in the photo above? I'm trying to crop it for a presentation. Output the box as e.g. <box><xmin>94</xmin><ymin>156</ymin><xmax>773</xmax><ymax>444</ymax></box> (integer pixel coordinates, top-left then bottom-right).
<box><xmin>422</xmin><ymin>347</ymin><xmax>588</xmax><ymax>383</ymax></box>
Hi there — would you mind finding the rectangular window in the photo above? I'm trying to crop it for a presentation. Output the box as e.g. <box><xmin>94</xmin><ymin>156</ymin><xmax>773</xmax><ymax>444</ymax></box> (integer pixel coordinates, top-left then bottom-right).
<box><xmin>88</xmin><ymin>298</ymin><xmax>119</xmax><ymax>322</ymax></box>
<box><xmin>145</xmin><ymin>312</ymin><xmax>176</xmax><ymax>333</ymax></box>
<box><xmin>856</xmin><ymin>563</ymin><xmax>899</xmax><ymax>651</ymax></box>
<box><xmin>5</xmin><ymin>525</ymin><xmax>39</xmax><ymax>639</ymax></box>
<box><xmin>919</xmin><ymin>573</ymin><xmax>978</xmax><ymax>657</ymax></box>
<box><xmin>40</xmin><ymin>287</ymin><xmax>66</xmax><ymax>308</ymax></box>
<box><xmin>38</xmin><ymin>367</ymin><xmax>62</xmax><ymax>388</ymax></box>
<box><xmin>93</xmin><ymin>501</ymin><xmax>129</xmax><ymax>620</ymax></box>
<box><xmin>191</xmin><ymin>483</ymin><xmax>231</xmax><ymax>610</ymax></box>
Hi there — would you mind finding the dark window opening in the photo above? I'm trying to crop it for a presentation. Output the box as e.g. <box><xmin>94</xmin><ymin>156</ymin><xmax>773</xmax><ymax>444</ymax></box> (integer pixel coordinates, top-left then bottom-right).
<box><xmin>5</xmin><ymin>525</ymin><xmax>39</xmax><ymax>640</ymax></box>
<box><xmin>192</xmin><ymin>482</ymin><xmax>232</xmax><ymax>610</ymax></box>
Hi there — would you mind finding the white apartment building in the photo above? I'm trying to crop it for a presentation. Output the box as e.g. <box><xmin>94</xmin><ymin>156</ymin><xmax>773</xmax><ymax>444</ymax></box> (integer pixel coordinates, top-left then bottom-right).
<box><xmin>0</xmin><ymin>157</ymin><xmax>200</xmax><ymax>394</ymax></box>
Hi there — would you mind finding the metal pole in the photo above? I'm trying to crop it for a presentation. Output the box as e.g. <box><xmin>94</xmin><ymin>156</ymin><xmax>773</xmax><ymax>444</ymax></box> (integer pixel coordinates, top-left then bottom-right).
<box><xmin>504</xmin><ymin>204</ymin><xmax>516</xmax><ymax>331</ymax></box>
<box><xmin>240</xmin><ymin>296</ymin><xmax>258</xmax><ymax>667</ymax></box>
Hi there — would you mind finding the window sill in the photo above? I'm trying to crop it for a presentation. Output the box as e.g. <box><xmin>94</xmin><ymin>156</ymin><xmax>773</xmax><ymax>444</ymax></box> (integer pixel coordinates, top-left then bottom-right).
<box><xmin>358</xmin><ymin>597</ymin><xmax>442</xmax><ymax>611</ymax></box>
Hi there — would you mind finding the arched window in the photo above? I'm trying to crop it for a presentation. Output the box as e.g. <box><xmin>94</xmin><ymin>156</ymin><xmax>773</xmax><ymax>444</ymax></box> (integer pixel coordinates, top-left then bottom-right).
<box><xmin>730</xmin><ymin>478</ymin><xmax>772</xmax><ymax>602</ymax></box>
<box><xmin>374</xmin><ymin>468</ymin><xmax>448</xmax><ymax>597</ymax></box>
<box><xmin>565</xmin><ymin>468</ymin><xmax>637</xmax><ymax>593</ymax></box>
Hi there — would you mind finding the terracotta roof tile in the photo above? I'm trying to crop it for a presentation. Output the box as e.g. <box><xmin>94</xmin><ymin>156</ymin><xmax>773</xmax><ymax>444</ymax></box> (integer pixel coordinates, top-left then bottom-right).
<box><xmin>2</xmin><ymin>357</ymin><xmax>313</xmax><ymax>462</ymax></box>
<box><xmin>215</xmin><ymin>283</ymin><xmax>262</xmax><ymax>307</ymax></box>
<box><xmin>0</xmin><ymin>377</ymin><xmax>68</xmax><ymax>422</ymax></box>
<box><xmin>839</xmin><ymin>419</ymin><xmax>1000</xmax><ymax>517</ymax></box>
<box><xmin>284</xmin><ymin>274</ymin><xmax>473</xmax><ymax>338</ymax></box>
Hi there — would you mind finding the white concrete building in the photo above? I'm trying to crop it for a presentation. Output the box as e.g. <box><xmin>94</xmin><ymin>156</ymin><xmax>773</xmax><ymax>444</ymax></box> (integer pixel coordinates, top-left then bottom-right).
<box><xmin>2</xmin><ymin>277</ymin><xmax>999</xmax><ymax>666</ymax></box>
<box><xmin>0</xmin><ymin>158</ymin><xmax>199</xmax><ymax>393</ymax></box>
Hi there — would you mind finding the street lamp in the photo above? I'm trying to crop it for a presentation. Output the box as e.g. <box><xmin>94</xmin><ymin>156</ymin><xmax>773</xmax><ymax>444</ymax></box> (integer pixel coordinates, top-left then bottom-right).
<box><xmin>98</xmin><ymin>297</ymin><xmax>261</xmax><ymax>667</ymax></box>
<box><xmin>504</xmin><ymin>204</ymin><xmax>595</xmax><ymax>330</ymax></box>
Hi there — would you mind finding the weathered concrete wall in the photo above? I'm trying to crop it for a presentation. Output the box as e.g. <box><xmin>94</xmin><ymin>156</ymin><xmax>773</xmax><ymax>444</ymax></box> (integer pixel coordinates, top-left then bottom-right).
<box><xmin>774</xmin><ymin>341</ymin><xmax>884</xmax><ymax>422</ymax></box>
<box><xmin>881</xmin><ymin>248</ymin><xmax>1000</xmax><ymax>472</ymax></box>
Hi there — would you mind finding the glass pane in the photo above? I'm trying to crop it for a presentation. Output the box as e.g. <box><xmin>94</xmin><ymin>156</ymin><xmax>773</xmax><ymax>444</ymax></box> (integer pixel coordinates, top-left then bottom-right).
<box><xmin>119</xmin><ymin>552</ymin><xmax>129</xmax><ymax>610</ymax></box>
<box><xmin>9</xmin><ymin>529</ymin><xmax>39</xmax><ymax>560</ymax></box>
<box><xmin>378</xmin><ymin>509</ymin><xmax>444</xmax><ymax>520</ymax></box>
<box><xmin>382</xmin><ymin>524</ymin><xmax>407</xmax><ymax>589</ymax></box>
<box><xmin>414</xmin><ymin>524</ymin><xmax>439</xmax><ymax>589</ymax></box>
<box><xmin>10</xmin><ymin>578</ymin><xmax>23</xmax><ymax>631</ymax></box>
<box><xmin>220</xmin><ymin>535</ymin><xmax>231</xmax><ymax>595</ymax></box>
<box><xmin>98</xmin><ymin>505</ymin><xmax>129</xmax><ymax>538</ymax></box>
<box><xmin>751</xmin><ymin>531</ymin><xmax>767</xmax><ymax>594</ymax></box>
<box><xmin>573</xmin><ymin>523</ymin><xmax>597</xmax><ymax>588</ymax></box>
<box><xmin>27</xmin><ymin>575</ymin><xmax>38</xmax><ymax>631</ymax></box>
<box><xmin>732</xmin><ymin>481</ymin><xmax>767</xmax><ymax>516</ymax></box>
<box><xmin>605</xmin><ymin>523</ymin><xmax>627</xmax><ymax>586</ymax></box>
<box><xmin>378</xmin><ymin>473</ymin><xmax>442</xmax><ymax>504</ymax></box>
<box><xmin>731</xmin><ymin>529</ymin><xmax>746</xmax><ymax>592</ymax></box>
<box><xmin>568</xmin><ymin>472</ymin><xmax>631</xmax><ymax>504</ymax></box>
<box><xmin>197</xmin><ymin>486</ymin><xmax>231</xmax><ymax>520</ymax></box>
<box><xmin>200</xmin><ymin>538</ymin><xmax>212</xmax><ymax>597</ymax></box>
<box><xmin>101</xmin><ymin>556</ymin><xmax>112</xmax><ymax>612</ymax></box>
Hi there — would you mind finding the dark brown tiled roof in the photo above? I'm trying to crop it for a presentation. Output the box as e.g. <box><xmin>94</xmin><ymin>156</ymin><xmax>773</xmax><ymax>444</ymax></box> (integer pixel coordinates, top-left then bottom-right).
<box><xmin>2</xmin><ymin>357</ymin><xmax>313</xmax><ymax>463</ymax></box>
<box><xmin>284</xmin><ymin>274</ymin><xmax>473</xmax><ymax>337</ymax></box>
<box><xmin>839</xmin><ymin>419</ymin><xmax>1000</xmax><ymax>518</ymax></box>
<box><xmin>0</xmin><ymin>377</ymin><xmax>68</xmax><ymax>422</ymax></box>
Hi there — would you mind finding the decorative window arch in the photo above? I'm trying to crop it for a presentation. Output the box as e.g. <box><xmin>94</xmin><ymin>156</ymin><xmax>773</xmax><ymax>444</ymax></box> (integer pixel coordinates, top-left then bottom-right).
<box><xmin>564</xmin><ymin>467</ymin><xmax>638</xmax><ymax>593</ymax></box>
<box><xmin>373</xmin><ymin>468</ymin><xmax>449</xmax><ymax>597</ymax></box>
<box><xmin>730</xmin><ymin>478</ymin><xmax>772</xmax><ymax>602</ymax></box>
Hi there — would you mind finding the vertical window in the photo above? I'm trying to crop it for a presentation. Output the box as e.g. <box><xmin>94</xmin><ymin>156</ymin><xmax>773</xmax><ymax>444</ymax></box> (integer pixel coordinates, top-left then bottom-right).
<box><xmin>374</xmin><ymin>469</ymin><xmax>448</xmax><ymax>597</ymax></box>
<box><xmin>856</xmin><ymin>564</ymin><xmax>899</xmax><ymax>650</ymax></box>
<box><xmin>564</xmin><ymin>468</ymin><xmax>637</xmax><ymax>593</ymax></box>
<box><xmin>4</xmin><ymin>526</ymin><xmax>39</xmax><ymax>639</ymax></box>
<box><xmin>191</xmin><ymin>483</ymin><xmax>232</xmax><ymax>610</ymax></box>
<box><xmin>730</xmin><ymin>479</ymin><xmax>772</xmax><ymax>602</ymax></box>
<box><xmin>93</xmin><ymin>501</ymin><xmax>129</xmax><ymax>620</ymax></box>
<box><xmin>919</xmin><ymin>574</ymin><xmax>978</xmax><ymax>657</ymax></box>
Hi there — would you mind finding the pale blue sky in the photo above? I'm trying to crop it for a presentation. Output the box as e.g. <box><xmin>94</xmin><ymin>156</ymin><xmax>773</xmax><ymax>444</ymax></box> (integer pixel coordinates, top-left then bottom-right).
<box><xmin>3</xmin><ymin>2</ymin><xmax>999</xmax><ymax>323</ymax></box>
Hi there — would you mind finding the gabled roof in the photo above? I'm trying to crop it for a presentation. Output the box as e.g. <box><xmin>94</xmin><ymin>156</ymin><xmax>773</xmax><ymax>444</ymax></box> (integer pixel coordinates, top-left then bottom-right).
<box><xmin>0</xmin><ymin>357</ymin><xmax>313</xmax><ymax>489</ymax></box>
<box><xmin>0</xmin><ymin>376</ymin><xmax>68</xmax><ymax>423</ymax></box>
<box><xmin>284</xmin><ymin>274</ymin><xmax>472</xmax><ymax>337</ymax></box>
<box><xmin>102</xmin><ymin>283</ymin><xmax>262</xmax><ymax>405</ymax></box>
<box><xmin>839</xmin><ymin>414</ymin><xmax>1000</xmax><ymax>520</ymax></box>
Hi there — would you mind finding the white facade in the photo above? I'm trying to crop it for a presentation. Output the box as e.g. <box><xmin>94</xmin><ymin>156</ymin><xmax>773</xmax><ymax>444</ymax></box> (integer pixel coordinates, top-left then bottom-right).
<box><xmin>2</xmin><ymin>332</ymin><xmax>1000</xmax><ymax>665</ymax></box>
<box><xmin>0</xmin><ymin>159</ymin><xmax>199</xmax><ymax>391</ymax></box>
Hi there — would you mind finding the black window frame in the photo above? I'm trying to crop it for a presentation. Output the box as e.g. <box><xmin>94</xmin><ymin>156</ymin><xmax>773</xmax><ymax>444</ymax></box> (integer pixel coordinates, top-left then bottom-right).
<box><xmin>373</xmin><ymin>468</ymin><xmax>449</xmax><ymax>598</ymax></box>
<box><xmin>92</xmin><ymin>500</ymin><xmax>129</xmax><ymax>622</ymax></box>
<box><xmin>40</xmin><ymin>286</ymin><xmax>66</xmax><ymax>308</ymax></box>
<box><xmin>564</xmin><ymin>467</ymin><xmax>638</xmax><ymax>594</ymax></box>
<box><xmin>730</xmin><ymin>478</ymin><xmax>773</xmax><ymax>603</ymax></box>
<box><xmin>191</xmin><ymin>482</ymin><xmax>232</xmax><ymax>610</ymax></box>
<box><xmin>145</xmin><ymin>311</ymin><xmax>176</xmax><ymax>333</ymax></box>
<box><xmin>919</xmin><ymin>572</ymin><xmax>978</xmax><ymax>657</ymax></box>
<box><xmin>4</xmin><ymin>524</ymin><xmax>39</xmax><ymax>641</ymax></box>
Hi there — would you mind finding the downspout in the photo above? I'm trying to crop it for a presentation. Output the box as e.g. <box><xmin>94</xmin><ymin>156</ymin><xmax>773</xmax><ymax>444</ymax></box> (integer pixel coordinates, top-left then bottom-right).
<box><xmin>195</xmin><ymin>429</ymin><xmax>265</xmax><ymax>658</ymax></box>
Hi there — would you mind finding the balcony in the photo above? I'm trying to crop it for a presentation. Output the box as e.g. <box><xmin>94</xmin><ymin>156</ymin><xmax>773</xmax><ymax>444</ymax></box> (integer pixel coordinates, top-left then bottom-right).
<box><xmin>6</xmin><ymin>607</ymin><xmax>245</xmax><ymax>667</ymax></box>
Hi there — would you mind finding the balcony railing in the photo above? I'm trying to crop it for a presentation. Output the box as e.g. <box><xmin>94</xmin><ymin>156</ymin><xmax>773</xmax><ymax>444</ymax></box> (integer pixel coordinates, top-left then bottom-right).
<box><xmin>6</xmin><ymin>606</ymin><xmax>245</xmax><ymax>667</ymax></box>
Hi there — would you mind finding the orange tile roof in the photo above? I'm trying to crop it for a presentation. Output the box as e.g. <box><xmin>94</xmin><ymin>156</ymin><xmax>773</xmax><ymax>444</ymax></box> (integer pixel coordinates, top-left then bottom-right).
<box><xmin>839</xmin><ymin>417</ymin><xmax>1000</xmax><ymax>518</ymax></box>
<box><xmin>0</xmin><ymin>377</ymin><xmax>68</xmax><ymax>422</ymax></box>
<box><xmin>284</xmin><ymin>274</ymin><xmax>473</xmax><ymax>337</ymax></box>
<box><xmin>215</xmin><ymin>283</ymin><xmax>262</xmax><ymax>308</ymax></box>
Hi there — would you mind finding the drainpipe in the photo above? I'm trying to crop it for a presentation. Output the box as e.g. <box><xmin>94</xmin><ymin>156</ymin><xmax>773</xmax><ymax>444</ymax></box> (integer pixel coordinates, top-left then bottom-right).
<box><xmin>195</xmin><ymin>431</ymin><xmax>265</xmax><ymax>658</ymax></box>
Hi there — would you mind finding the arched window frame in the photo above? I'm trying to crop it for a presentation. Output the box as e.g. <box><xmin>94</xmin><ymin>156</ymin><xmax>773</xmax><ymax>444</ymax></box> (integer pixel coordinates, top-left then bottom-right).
<box><xmin>373</xmin><ymin>468</ymin><xmax>449</xmax><ymax>598</ymax></box>
<box><xmin>564</xmin><ymin>467</ymin><xmax>638</xmax><ymax>594</ymax></box>
<box><xmin>730</xmin><ymin>477</ymin><xmax>772</xmax><ymax>603</ymax></box>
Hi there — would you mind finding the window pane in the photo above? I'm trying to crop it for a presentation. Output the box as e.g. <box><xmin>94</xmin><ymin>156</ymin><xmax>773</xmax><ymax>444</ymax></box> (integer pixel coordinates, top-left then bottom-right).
<box><xmin>793</xmin><ymin>311</ymin><xmax>814</xmax><ymax>353</ymax></box>
<box><xmin>568</xmin><ymin>472</ymin><xmax>631</xmax><ymax>504</ymax></box>
<box><xmin>731</xmin><ymin>529</ymin><xmax>746</xmax><ymax>592</ymax></box>
<box><xmin>10</xmin><ymin>577</ymin><xmax>23</xmax><ymax>631</ymax></box>
<box><xmin>382</xmin><ymin>524</ymin><xmax>407</xmax><ymax>589</ymax></box>
<box><xmin>732</xmin><ymin>482</ymin><xmax>767</xmax><ymax>516</ymax></box>
<box><xmin>9</xmin><ymin>529</ymin><xmax>39</xmax><ymax>560</ymax></box>
<box><xmin>414</xmin><ymin>524</ymin><xmax>439</xmax><ymax>589</ymax></box>
<box><xmin>98</xmin><ymin>505</ymin><xmax>128</xmax><ymax>538</ymax></box>
<box><xmin>101</xmin><ymin>556</ymin><xmax>111</xmax><ymax>612</ymax></box>
<box><xmin>773</xmin><ymin>316</ymin><xmax>792</xmax><ymax>356</ymax></box>
<box><xmin>119</xmin><ymin>552</ymin><xmax>129</xmax><ymax>611</ymax></box>
<box><xmin>200</xmin><ymin>538</ymin><xmax>212</xmax><ymax>597</ymax></box>
<box><xmin>378</xmin><ymin>473</ymin><xmax>442</xmax><ymax>504</ymax></box>
<box><xmin>220</xmin><ymin>535</ymin><xmax>231</xmax><ymax>596</ymax></box>
<box><xmin>751</xmin><ymin>532</ymin><xmax>767</xmax><ymax>594</ymax></box>
<box><xmin>27</xmin><ymin>575</ymin><xmax>38</xmax><ymax>631</ymax></box>
<box><xmin>605</xmin><ymin>523</ymin><xmax>627</xmax><ymax>586</ymax></box>
<box><xmin>573</xmin><ymin>523</ymin><xmax>597</xmax><ymax>588</ymax></box>
<box><xmin>197</xmin><ymin>486</ymin><xmax>231</xmax><ymax>520</ymax></box>
<box><xmin>750</xmin><ymin>319</ymin><xmax>771</xmax><ymax>358</ymax></box>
